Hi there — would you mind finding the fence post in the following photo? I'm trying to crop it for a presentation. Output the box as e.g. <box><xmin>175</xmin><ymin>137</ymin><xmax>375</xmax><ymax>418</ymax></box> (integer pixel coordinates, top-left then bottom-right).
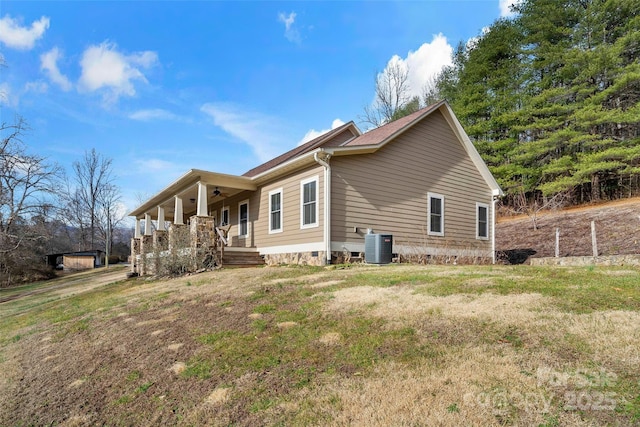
<box><xmin>591</xmin><ymin>221</ymin><xmax>598</xmax><ymax>257</ymax></box>
<box><xmin>555</xmin><ymin>228</ymin><xmax>560</xmax><ymax>258</ymax></box>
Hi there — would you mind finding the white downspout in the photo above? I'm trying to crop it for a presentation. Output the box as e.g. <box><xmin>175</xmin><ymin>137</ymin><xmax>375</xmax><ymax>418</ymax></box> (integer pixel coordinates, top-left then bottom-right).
<box><xmin>314</xmin><ymin>151</ymin><xmax>331</xmax><ymax>265</ymax></box>
<box><xmin>491</xmin><ymin>195</ymin><xmax>498</xmax><ymax>264</ymax></box>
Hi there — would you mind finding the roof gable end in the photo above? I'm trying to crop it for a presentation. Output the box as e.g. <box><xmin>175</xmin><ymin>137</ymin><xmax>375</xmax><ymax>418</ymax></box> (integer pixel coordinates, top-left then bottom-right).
<box><xmin>242</xmin><ymin>121</ymin><xmax>360</xmax><ymax>177</ymax></box>
<box><xmin>327</xmin><ymin>101</ymin><xmax>502</xmax><ymax>195</ymax></box>
<box><xmin>344</xmin><ymin>101</ymin><xmax>444</xmax><ymax>148</ymax></box>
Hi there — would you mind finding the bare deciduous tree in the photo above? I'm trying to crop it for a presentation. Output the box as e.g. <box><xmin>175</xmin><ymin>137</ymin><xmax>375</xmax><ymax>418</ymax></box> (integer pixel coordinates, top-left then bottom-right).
<box><xmin>513</xmin><ymin>189</ymin><xmax>570</xmax><ymax>230</ymax></box>
<box><xmin>70</xmin><ymin>149</ymin><xmax>114</xmax><ymax>250</ymax></box>
<box><xmin>95</xmin><ymin>182</ymin><xmax>126</xmax><ymax>259</ymax></box>
<box><xmin>422</xmin><ymin>75</ymin><xmax>442</xmax><ymax>106</ymax></box>
<box><xmin>361</xmin><ymin>61</ymin><xmax>411</xmax><ymax>128</ymax></box>
<box><xmin>0</xmin><ymin>119</ymin><xmax>63</xmax><ymax>285</ymax></box>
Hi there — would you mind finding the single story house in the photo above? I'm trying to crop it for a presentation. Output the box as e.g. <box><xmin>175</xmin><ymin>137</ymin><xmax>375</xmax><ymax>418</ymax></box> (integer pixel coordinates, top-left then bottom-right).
<box><xmin>129</xmin><ymin>101</ymin><xmax>503</xmax><ymax>274</ymax></box>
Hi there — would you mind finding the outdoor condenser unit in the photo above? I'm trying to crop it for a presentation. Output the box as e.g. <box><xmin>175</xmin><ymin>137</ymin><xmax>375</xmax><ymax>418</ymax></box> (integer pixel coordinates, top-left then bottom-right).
<box><xmin>365</xmin><ymin>234</ymin><xmax>393</xmax><ymax>264</ymax></box>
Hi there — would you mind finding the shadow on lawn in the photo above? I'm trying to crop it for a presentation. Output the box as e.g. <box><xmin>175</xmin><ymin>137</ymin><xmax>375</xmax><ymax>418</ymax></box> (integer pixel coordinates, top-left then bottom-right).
<box><xmin>497</xmin><ymin>248</ymin><xmax>537</xmax><ymax>265</ymax></box>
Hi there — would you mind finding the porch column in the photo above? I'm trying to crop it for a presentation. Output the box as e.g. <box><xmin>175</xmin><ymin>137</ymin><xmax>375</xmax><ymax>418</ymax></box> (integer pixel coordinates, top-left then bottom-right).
<box><xmin>134</xmin><ymin>218</ymin><xmax>141</xmax><ymax>238</ymax></box>
<box><xmin>174</xmin><ymin>196</ymin><xmax>184</xmax><ymax>225</ymax></box>
<box><xmin>157</xmin><ymin>206</ymin><xmax>166</xmax><ymax>231</ymax></box>
<box><xmin>196</xmin><ymin>181</ymin><xmax>208</xmax><ymax>217</ymax></box>
<box><xmin>144</xmin><ymin>213</ymin><xmax>152</xmax><ymax>236</ymax></box>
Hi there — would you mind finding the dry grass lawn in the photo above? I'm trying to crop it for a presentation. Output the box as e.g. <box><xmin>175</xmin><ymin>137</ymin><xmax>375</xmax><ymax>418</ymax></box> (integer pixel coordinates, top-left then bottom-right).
<box><xmin>0</xmin><ymin>263</ymin><xmax>638</xmax><ymax>426</ymax></box>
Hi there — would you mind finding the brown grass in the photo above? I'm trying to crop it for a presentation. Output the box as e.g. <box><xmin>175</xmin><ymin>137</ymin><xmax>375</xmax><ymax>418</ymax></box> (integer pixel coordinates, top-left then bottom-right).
<box><xmin>497</xmin><ymin>198</ymin><xmax>640</xmax><ymax>260</ymax></box>
<box><xmin>0</xmin><ymin>264</ymin><xmax>638</xmax><ymax>426</ymax></box>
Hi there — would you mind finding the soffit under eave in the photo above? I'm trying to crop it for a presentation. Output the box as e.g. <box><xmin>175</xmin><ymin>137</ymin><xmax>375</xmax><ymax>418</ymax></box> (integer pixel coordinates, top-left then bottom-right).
<box><xmin>129</xmin><ymin>170</ymin><xmax>256</xmax><ymax>218</ymax></box>
<box><xmin>128</xmin><ymin>176</ymin><xmax>200</xmax><ymax>218</ymax></box>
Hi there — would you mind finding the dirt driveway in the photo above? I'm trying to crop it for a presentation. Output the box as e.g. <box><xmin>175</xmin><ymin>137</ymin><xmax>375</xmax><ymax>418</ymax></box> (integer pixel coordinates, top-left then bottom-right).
<box><xmin>0</xmin><ymin>266</ymin><xmax>129</xmax><ymax>304</ymax></box>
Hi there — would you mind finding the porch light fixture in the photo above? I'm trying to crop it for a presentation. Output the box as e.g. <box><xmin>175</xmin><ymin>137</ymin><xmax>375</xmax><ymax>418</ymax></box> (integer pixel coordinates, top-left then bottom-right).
<box><xmin>190</xmin><ymin>198</ymin><xmax>196</xmax><ymax>203</ymax></box>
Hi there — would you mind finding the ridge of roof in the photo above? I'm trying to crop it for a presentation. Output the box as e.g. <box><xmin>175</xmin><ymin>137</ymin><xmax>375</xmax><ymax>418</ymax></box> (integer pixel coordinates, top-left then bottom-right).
<box><xmin>242</xmin><ymin>121</ymin><xmax>359</xmax><ymax>178</ymax></box>
<box><xmin>344</xmin><ymin>101</ymin><xmax>443</xmax><ymax>147</ymax></box>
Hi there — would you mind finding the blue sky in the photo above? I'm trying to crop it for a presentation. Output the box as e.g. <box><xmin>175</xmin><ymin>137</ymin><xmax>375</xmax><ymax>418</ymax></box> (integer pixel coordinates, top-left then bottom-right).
<box><xmin>0</xmin><ymin>0</ymin><xmax>517</xmax><ymax>217</ymax></box>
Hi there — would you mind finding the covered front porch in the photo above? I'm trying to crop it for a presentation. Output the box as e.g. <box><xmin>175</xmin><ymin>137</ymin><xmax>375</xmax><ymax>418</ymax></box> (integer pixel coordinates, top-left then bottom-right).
<box><xmin>128</xmin><ymin>170</ymin><xmax>260</xmax><ymax>275</ymax></box>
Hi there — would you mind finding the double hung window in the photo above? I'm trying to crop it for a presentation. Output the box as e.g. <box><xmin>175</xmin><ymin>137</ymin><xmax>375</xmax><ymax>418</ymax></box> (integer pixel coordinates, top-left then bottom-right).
<box><xmin>301</xmin><ymin>177</ymin><xmax>318</xmax><ymax>228</ymax></box>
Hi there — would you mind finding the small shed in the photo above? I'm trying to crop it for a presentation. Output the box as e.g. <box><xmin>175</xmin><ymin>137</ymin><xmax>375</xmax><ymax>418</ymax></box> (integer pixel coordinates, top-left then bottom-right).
<box><xmin>46</xmin><ymin>250</ymin><xmax>105</xmax><ymax>271</ymax></box>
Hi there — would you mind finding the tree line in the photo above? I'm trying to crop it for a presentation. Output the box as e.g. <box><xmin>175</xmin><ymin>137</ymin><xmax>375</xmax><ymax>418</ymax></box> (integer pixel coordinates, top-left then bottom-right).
<box><xmin>0</xmin><ymin>118</ymin><xmax>130</xmax><ymax>286</ymax></box>
<box><xmin>364</xmin><ymin>0</ymin><xmax>639</xmax><ymax>207</ymax></box>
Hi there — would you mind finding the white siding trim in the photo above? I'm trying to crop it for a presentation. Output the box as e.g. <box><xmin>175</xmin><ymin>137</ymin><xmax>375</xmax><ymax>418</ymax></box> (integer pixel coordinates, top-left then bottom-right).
<box><xmin>268</xmin><ymin>187</ymin><xmax>283</xmax><ymax>234</ymax></box>
<box><xmin>259</xmin><ymin>241</ymin><xmax>324</xmax><ymax>255</ymax></box>
<box><xmin>476</xmin><ymin>202</ymin><xmax>489</xmax><ymax>240</ymax></box>
<box><xmin>427</xmin><ymin>192</ymin><xmax>445</xmax><ymax>237</ymax></box>
<box><xmin>300</xmin><ymin>175</ymin><xmax>319</xmax><ymax>229</ymax></box>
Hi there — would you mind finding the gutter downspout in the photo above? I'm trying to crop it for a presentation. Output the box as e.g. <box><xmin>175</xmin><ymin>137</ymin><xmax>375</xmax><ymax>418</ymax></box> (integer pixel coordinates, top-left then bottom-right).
<box><xmin>492</xmin><ymin>195</ymin><xmax>498</xmax><ymax>264</ymax></box>
<box><xmin>314</xmin><ymin>151</ymin><xmax>332</xmax><ymax>265</ymax></box>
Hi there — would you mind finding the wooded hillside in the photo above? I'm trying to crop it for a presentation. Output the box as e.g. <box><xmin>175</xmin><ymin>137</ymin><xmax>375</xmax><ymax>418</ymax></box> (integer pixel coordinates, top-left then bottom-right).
<box><xmin>437</xmin><ymin>0</ymin><xmax>640</xmax><ymax>204</ymax></box>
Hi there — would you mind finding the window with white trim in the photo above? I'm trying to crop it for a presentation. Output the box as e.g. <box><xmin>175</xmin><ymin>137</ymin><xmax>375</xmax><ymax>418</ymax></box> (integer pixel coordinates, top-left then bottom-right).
<box><xmin>221</xmin><ymin>206</ymin><xmax>229</xmax><ymax>226</ymax></box>
<box><xmin>300</xmin><ymin>176</ymin><xmax>318</xmax><ymax>228</ymax></box>
<box><xmin>477</xmin><ymin>202</ymin><xmax>489</xmax><ymax>239</ymax></box>
<box><xmin>238</xmin><ymin>201</ymin><xmax>249</xmax><ymax>237</ymax></box>
<box><xmin>269</xmin><ymin>188</ymin><xmax>283</xmax><ymax>233</ymax></box>
<box><xmin>427</xmin><ymin>193</ymin><xmax>444</xmax><ymax>236</ymax></box>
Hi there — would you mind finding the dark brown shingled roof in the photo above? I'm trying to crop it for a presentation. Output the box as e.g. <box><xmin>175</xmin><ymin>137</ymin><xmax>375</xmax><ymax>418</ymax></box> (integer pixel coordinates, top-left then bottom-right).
<box><xmin>344</xmin><ymin>101</ymin><xmax>443</xmax><ymax>147</ymax></box>
<box><xmin>242</xmin><ymin>122</ymin><xmax>359</xmax><ymax>177</ymax></box>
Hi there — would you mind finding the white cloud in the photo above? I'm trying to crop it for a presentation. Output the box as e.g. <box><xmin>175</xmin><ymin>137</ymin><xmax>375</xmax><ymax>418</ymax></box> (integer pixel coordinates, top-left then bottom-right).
<box><xmin>134</xmin><ymin>158</ymin><xmax>176</xmax><ymax>172</ymax></box>
<box><xmin>278</xmin><ymin>11</ymin><xmax>301</xmax><ymax>44</ymax></box>
<box><xmin>0</xmin><ymin>82</ymin><xmax>17</xmax><ymax>106</ymax></box>
<box><xmin>129</xmin><ymin>109</ymin><xmax>178</xmax><ymax>121</ymax></box>
<box><xmin>24</xmin><ymin>80</ymin><xmax>48</xmax><ymax>93</ymax></box>
<box><xmin>40</xmin><ymin>47</ymin><xmax>72</xmax><ymax>91</ymax></box>
<box><xmin>298</xmin><ymin>118</ymin><xmax>345</xmax><ymax>146</ymax></box>
<box><xmin>466</xmin><ymin>26</ymin><xmax>491</xmax><ymax>52</ymax></box>
<box><xmin>0</xmin><ymin>15</ymin><xmax>49</xmax><ymax>50</ymax></box>
<box><xmin>381</xmin><ymin>33</ymin><xmax>454</xmax><ymax>101</ymax></box>
<box><xmin>500</xmin><ymin>0</ymin><xmax>521</xmax><ymax>17</ymax></box>
<box><xmin>201</xmin><ymin>102</ymin><xmax>289</xmax><ymax>162</ymax></box>
<box><xmin>78</xmin><ymin>41</ymin><xmax>158</xmax><ymax>103</ymax></box>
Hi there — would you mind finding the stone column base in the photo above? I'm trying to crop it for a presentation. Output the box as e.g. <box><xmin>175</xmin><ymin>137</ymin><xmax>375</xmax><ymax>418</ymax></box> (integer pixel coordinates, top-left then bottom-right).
<box><xmin>130</xmin><ymin>238</ymin><xmax>141</xmax><ymax>273</ymax></box>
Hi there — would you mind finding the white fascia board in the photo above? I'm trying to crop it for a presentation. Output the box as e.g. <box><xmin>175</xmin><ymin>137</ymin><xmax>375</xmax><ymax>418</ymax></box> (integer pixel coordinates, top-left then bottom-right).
<box><xmin>259</xmin><ymin>241</ymin><xmax>325</xmax><ymax>255</ymax></box>
<box><xmin>249</xmin><ymin>150</ymin><xmax>321</xmax><ymax>184</ymax></box>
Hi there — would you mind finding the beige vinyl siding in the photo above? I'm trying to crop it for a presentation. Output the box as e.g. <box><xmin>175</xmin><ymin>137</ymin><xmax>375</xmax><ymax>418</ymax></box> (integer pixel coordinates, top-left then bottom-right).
<box><xmin>331</xmin><ymin>110</ymin><xmax>492</xmax><ymax>254</ymax></box>
<box><xmin>254</xmin><ymin>165</ymin><xmax>324</xmax><ymax>249</ymax></box>
<box><xmin>208</xmin><ymin>165</ymin><xmax>324</xmax><ymax>250</ymax></box>
<box><xmin>209</xmin><ymin>190</ymin><xmax>260</xmax><ymax>248</ymax></box>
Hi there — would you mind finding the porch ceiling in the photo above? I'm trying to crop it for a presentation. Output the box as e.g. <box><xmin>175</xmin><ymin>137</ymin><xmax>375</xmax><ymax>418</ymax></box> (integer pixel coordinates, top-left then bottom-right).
<box><xmin>129</xmin><ymin>169</ymin><xmax>256</xmax><ymax>219</ymax></box>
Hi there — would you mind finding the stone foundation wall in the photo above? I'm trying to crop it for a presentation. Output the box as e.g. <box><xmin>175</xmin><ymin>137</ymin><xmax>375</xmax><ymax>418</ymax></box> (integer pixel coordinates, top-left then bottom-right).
<box><xmin>263</xmin><ymin>251</ymin><xmax>326</xmax><ymax>266</ymax></box>
<box><xmin>131</xmin><ymin>216</ymin><xmax>222</xmax><ymax>277</ymax></box>
<box><xmin>531</xmin><ymin>254</ymin><xmax>640</xmax><ymax>267</ymax></box>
